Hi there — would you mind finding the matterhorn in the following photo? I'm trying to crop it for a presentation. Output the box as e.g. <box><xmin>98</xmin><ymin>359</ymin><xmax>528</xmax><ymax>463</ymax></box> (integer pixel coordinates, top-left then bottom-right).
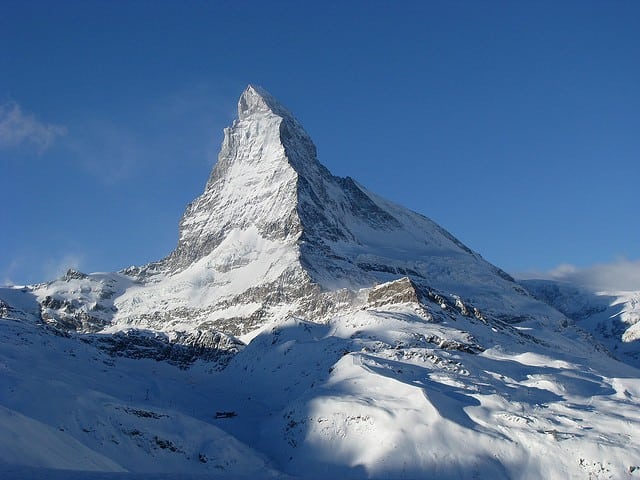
<box><xmin>1</xmin><ymin>85</ymin><xmax>639</xmax><ymax>479</ymax></box>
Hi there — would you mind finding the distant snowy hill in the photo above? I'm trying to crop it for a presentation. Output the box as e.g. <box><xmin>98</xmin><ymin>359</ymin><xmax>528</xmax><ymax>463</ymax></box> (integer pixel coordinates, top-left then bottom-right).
<box><xmin>521</xmin><ymin>279</ymin><xmax>640</xmax><ymax>367</ymax></box>
<box><xmin>2</xmin><ymin>85</ymin><xmax>640</xmax><ymax>479</ymax></box>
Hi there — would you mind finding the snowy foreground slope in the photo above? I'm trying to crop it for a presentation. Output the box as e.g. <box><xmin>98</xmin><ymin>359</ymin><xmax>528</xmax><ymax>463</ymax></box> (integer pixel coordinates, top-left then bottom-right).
<box><xmin>2</xmin><ymin>86</ymin><xmax>640</xmax><ymax>479</ymax></box>
<box><xmin>2</xmin><ymin>289</ymin><xmax>640</xmax><ymax>479</ymax></box>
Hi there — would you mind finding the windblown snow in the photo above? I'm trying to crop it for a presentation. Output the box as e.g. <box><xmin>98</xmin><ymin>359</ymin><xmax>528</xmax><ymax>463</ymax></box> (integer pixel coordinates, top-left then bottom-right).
<box><xmin>2</xmin><ymin>85</ymin><xmax>640</xmax><ymax>479</ymax></box>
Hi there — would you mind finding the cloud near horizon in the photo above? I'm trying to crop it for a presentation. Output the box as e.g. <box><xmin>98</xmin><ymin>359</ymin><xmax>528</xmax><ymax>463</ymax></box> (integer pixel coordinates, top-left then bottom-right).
<box><xmin>518</xmin><ymin>258</ymin><xmax>640</xmax><ymax>292</ymax></box>
<box><xmin>1</xmin><ymin>252</ymin><xmax>87</xmax><ymax>287</ymax></box>
<box><xmin>41</xmin><ymin>253</ymin><xmax>86</xmax><ymax>283</ymax></box>
<box><xmin>0</xmin><ymin>101</ymin><xmax>67</xmax><ymax>153</ymax></box>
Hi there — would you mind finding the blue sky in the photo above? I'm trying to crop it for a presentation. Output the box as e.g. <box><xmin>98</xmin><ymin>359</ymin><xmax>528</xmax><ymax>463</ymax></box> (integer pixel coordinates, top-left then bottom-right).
<box><xmin>1</xmin><ymin>1</ymin><xmax>639</xmax><ymax>286</ymax></box>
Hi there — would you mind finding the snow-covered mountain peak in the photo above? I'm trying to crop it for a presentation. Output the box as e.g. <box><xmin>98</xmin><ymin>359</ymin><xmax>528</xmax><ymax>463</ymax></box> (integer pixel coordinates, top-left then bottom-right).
<box><xmin>49</xmin><ymin>86</ymin><xmax>565</xmax><ymax>334</ymax></box>
<box><xmin>158</xmin><ymin>87</ymin><xmax>309</xmax><ymax>275</ymax></box>
<box><xmin>238</xmin><ymin>84</ymin><xmax>292</xmax><ymax>121</ymax></box>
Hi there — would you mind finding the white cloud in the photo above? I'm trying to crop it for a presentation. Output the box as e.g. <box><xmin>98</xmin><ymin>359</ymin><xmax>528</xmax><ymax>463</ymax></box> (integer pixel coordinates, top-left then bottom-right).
<box><xmin>1</xmin><ymin>258</ymin><xmax>21</xmax><ymax>287</ymax></box>
<box><xmin>43</xmin><ymin>253</ymin><xmax>85</xmax><ymax>281</ymax></box>
<box><xmin>1</xmin><ymin>253</ymin><xmax>86</xmax><ymax>286</ymax></box>
<box><xmin>0</xmin><ymin>101</ymin><xmax>67</xmax><ymax>153</ymax></box>
<box><xmin>519</xmin><ymin>259</ymin><xmax>640</xmax><ymax>292</ymax></box>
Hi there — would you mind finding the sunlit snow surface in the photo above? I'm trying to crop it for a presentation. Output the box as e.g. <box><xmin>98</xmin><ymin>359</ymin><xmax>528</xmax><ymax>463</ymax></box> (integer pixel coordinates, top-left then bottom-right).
<box><xmin>2</xmin><ymin>297</ymin><xmax>640</xmax><ymax>479</ymax></box>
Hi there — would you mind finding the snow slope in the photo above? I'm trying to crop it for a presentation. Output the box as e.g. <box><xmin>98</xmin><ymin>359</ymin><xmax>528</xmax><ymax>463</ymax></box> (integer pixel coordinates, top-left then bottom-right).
<box><xmin>0</xmin><ymin>317</ymin><xmax>282</xmax><ymax>478</ymax></box>
<box><xmin>2</xmin><ymin>281</ymin><xmax>640</xmax><ymax>478</ymax></box>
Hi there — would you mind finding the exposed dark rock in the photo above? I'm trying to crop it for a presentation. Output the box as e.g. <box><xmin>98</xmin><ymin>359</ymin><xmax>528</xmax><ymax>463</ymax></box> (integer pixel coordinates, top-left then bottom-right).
<box><xmin>367</xmin><ymin>277</ymin><xmax>421</xmax><ymax>307</ymax></box>
<box><xmin>91</xmin><ymin>328</ymin><xmax>243</xmax><ymax>368</ymax></box>
<box><xmin>62</xmin><ymin>269</ymin><xmax>88</xmax><ymax>281</ymax></box>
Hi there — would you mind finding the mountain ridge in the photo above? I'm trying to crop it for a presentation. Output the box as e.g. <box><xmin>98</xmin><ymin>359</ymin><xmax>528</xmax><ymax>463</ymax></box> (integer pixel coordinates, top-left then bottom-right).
<box><xmin>76</xmin><ymin>84</ymin><xmax>556</xmax><ymax>337</ymax></box>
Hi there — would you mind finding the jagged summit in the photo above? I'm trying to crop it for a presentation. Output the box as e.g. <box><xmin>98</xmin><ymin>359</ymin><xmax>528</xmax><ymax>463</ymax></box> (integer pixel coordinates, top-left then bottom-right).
<box><xmin>163</xmin><ymin>85</ymin><xmax>314</xmax><ymax>273</ymax></box>
<box><xmin>238</xmin><ymin>84</ymin><xmax>294</xmax><ymax>120</ymax></box>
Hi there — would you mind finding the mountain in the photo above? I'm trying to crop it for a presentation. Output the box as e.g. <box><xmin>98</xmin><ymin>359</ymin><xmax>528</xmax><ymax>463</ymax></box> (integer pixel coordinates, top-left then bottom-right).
<box><xmin>8</xmin><ymin>85</ymin><xmax>559</xmax><ymax>338</ymax></box>
<box><xmin>522</xmin><ymin>279</ymin><xmax>640</xmax><ymax>367</ymax></box>
<box><xmin>1</xmin><ymin>85</ymin><xmax>640</xmax><ymax>479</ymax></box>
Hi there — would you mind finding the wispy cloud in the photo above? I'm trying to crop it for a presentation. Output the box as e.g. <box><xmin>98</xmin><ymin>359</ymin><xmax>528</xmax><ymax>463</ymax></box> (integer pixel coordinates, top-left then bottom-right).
<box><xmin>518</xmin><ymin>258</ymin><xmax>640</xmax><ymax>292</ymax></box>
<box><xmin>0</xmin><ymin>101</ymin><xmax>67</xmax><ymax>153</ymax></box>
<box><xmin>67</xmin><ymin>119</ymin><xmax>143</xmax><ymax>184</ymax></box>
<box><xmin>64</xmin><ymin>84</ymin><xmax>230</xmax><ymax>184</ymax></box>
<box><xmin>42</xmin><ymin>253</ymin><xmax>85</xmax><ymax>281</ymax></box>
<box><xmin>1</xmin><ymin>252</ymin><xmax>86</xmax><ymax>286</ymax></box>
<box><xmin>1</xmin><ymin>258</ymin><xmax>22</xmax><ymax>287</ymax></box>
